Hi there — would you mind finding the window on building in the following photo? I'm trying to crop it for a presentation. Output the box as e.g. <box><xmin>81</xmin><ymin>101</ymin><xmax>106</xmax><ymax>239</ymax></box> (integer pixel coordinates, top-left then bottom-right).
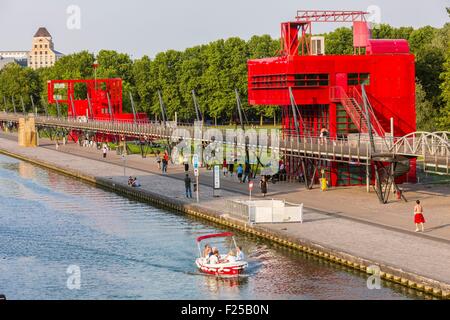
<box><xmin>295</xmin><ymin>74</ymin><xmax>329</xmax><ymax>87</ymax></box>
<box><xmin>336</xmin><ymin>104</ymin><xmax>358</xmax><ymax>135</ymax></box>
<box><xmin>251</xmin><ymin>74</ymin><xmax>288</xmax><ymax>89</ymax></box>
<box><xmin>348</xmin><ymin>73</ymin><xmax>370</xmax><ymax>86</ymax></box>
<box><xmin>34</xmin><ymin>45</ymin><xmax>37</xmax><ymax>49</ymax></box>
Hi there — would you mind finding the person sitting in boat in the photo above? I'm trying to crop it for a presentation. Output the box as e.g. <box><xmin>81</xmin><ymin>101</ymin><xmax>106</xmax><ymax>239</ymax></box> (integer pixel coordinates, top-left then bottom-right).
<box><xmin>208</xmin><ymin>249</ymin><xmax>220</xmax><ymax>264</ymax></box>
<box><xmin>203</xmin><ymin>244</ymin><xmax>212</xmax><ymax>259</ymax></box>
<box><xmin>236</xmin><ymin>246</ymin><xmax>245</xmax><ymax>261</ymax></box>
<box><xmin>224</xmin><ymin>250</ymin><xmax>237</xmax><ymax>263</ymax></box>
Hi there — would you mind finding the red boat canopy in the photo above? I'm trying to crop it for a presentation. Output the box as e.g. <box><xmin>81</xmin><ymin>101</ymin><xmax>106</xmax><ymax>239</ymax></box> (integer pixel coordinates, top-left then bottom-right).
<box><xmin>196</xmin><ymin>232</ymin><xmax>234</xmax><ymax>243</ymax></box>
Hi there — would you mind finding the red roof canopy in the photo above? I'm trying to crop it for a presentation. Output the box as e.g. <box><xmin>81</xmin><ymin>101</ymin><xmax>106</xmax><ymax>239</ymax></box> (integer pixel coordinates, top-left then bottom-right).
<box><xmin>196</xmin><ymin>232</ymin><xmax>234</xmax><ymax>243</ymax></box>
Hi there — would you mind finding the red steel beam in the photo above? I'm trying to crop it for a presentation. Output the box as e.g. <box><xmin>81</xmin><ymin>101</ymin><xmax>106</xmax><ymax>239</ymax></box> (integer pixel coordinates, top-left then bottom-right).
<box><xmin>295</xmin><ymin>10</ymin><xmax>368</xmax><ymax>23</ymax></box>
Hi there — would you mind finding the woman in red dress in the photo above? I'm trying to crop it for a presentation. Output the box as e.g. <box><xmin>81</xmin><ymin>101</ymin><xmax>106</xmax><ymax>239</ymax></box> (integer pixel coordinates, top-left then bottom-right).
<box><xmin>414</xmin><ymin>200</ymin><xmax>426</xmax><ymax>232</ymax></box>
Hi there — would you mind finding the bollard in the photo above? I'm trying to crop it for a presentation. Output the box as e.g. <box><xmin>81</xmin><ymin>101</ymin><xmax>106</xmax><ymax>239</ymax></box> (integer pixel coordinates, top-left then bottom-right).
<box><xmin>320</xmin><ymin>178</ymin><xmax>328</xmax><ymax>192</ymax></box>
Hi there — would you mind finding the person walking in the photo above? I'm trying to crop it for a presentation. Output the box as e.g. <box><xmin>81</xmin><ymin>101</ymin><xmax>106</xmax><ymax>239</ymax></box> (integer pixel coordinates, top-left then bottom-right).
<box><xmin>260</xmin><ymin>176</ymin><xmax>268</xmax><ymax>197</ymax></box>
<box><xmin>414</xmin><ymin>200</ymin><xmax>426</xmax><ymax>232</ymax></box>
<box><xmin>222</xmin><ymin>159</ymin><xmax>228</xmax><ymax>176</ymax></box>
<box><xmin>184</xmin><ymin>174</ymin><xmax>193</xmax><ymax>198</ymax></box>
<box><xmin>162</xmin><ymin>150</ymin><xmax>169</xmax><ymax>173</ymax></box>
<box><xmin>279</xmin><ymin>160</ymin><xmax>286</xmax><ymax>182</ymax></box>
<box><xmin>319</xmin><ymin>127</ymin><xmax>329</xmax><ymax>145</ymax></box>
<box><xmin>156</xmin><ymin>152</ymin><xmax>161</xmax><ymax>170</ymax></box>
<box><xmin>102</xmin><ymin>144</ymin><xmax>108</xmax><ymax>159</ymax></box>
<box><xmin>183</xmin><ymin>156</ymin><xmax>189</xmax><ymax>172</ymax></box>
<box><xmin>228</xmin><ymin>160</ymin><xmax>234</xmax><ymax>177</ymax></box>
<box><xmin>243</xmin><ymin>162</ymin><xmax>251</xmax><ymax>183</ymax></box>
<box><xmin>237</xmin><ymin>164</ymin><xmax>244</xmax><ymax>183</ymax></box>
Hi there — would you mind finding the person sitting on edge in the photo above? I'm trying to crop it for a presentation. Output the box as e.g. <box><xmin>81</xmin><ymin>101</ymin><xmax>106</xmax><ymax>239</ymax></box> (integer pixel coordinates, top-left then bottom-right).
<box><xmin>236</xmin><ymin>246</ymin><xmax>245</xmax><ymax>261</ymax></box>
<box><xmin>127</xmin><ymin>176</ymin><xmax>134</xmax><ymax>186</ymax></box>
<box><xmin>132</xmin><ymin>177</ymin><xmax>141</xmax><ymax>187</ymax></box>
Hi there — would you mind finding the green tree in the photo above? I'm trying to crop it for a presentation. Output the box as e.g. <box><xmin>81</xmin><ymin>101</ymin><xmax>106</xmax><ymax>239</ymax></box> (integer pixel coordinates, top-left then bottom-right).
<box><xmin>178</xmin><ymin>45</ymin><xmax>207</xmax><ymax>121</ymax></box>
<box><xmin>0</xmin><ymin>63</ymin><xmax>41</xmax><ymax>113</ymax></box>
<box><xmin>324</xmin><ymin>27</ymin><xmax>353</xmax><ymax>55</ymax></box>
<box><xmin>96</xmin><ymin>50</ymin><xmax>135</xmax><ymax>112</ymax></box>
<box><xmin>47</xmin><ymin>51</ymin><xmax>95</xmax><ymax>80</ymax></box>
<box><xmin>371</xmin><ymin>24</ymin><xmax>395</xmax><ymax>39</ymax></box>
<box><xmin>132</xmin><ymin>55</ymin><xmax>153</xmax><ymax>115</ymax></box>
<box><xmin>37</xmin><ymin>51</ymin><xmax>95</xmax><ymax>111</ymax></box>
<box><xmin>150</xmin><ymin>50</ymin><xmax>185</xmax><ymax>120</ymax></box>
<box><xmin>438</xmin><ymin>45</ymin><xmax>450</xmax><ymax>129</ymax></box>
<box><xmin>248</xmin><ymin>35</ymin><xmax>279</xmax><ymax>59</ymax></box>
<box><xmin>415</xmin><ymin>45</ymin><xmax>446</xmax><ymax>107</ymax></box>
<box><xmin>416</xmin><ymin>82</ymin><xmax>436</xmax><ymax>131</ymax></box>
<box><xmin>201</xmin><ymin>39</ymin><xmax>228</xmax><ymax>122</ymax></box>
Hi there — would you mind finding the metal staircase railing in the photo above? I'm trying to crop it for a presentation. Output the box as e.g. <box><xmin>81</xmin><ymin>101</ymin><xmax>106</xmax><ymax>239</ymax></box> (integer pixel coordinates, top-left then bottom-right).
<box><xmin>349</xmin><ymin>87</ymin><xmax>386</xmax><ymax>137</ymax></box>
<box><xmin>330</xmin><ymin>86</ymin><xmax>369</xmax><ymax>134</ymax></box>
<box><xmin>1</xmin><ymin>112</ymin><xmax>449</xmax><ymax>175</ymax></box>
<box><xmin>330</xmin><ymin>86</ymin><xmax>386</xmax><ymax>138</ymax></box>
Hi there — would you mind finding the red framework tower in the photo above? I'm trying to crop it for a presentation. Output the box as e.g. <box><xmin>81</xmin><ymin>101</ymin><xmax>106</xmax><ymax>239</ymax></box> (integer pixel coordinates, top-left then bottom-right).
<box><xmin>47</xmin><ymin>78</ymin><xmax>147</xmax><ymax>122</ymax></box>
<box><xmin>248</xmin><ymin>10</ymin><xmax>416</xmax><ymax>187</ymax></box>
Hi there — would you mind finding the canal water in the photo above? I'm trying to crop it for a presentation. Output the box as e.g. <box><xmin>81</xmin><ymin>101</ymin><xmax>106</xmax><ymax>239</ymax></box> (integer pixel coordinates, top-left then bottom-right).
<box><xmin>0</xmin><ymin>154</ymin><xmax>422</xmax><ymax>300</ymax></box>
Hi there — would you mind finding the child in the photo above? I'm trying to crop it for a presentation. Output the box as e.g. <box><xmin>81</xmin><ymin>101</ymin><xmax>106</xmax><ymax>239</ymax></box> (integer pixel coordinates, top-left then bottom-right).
<box><xmin>237</xmin><ymin>164</ymin><xmax>244</xmax><ymax>183</ymax></box>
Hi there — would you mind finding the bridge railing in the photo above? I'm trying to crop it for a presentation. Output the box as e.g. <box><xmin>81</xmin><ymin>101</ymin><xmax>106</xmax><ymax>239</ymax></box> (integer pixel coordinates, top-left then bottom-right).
<box><xmin>1</xmin><ymin>112</ymin><xmax>449</xmax><ymax>169</ymax></box>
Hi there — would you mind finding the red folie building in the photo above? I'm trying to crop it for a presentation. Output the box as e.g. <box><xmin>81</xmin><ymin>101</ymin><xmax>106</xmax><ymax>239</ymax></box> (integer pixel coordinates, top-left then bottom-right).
<box><xmin>47</xmin><ymin>78</ymin><xmax>148</xmax><ymax>123</ymax></box>
<box><xmin>247</xmin><ymin>10</ymin><xmax>416</xmax><ymax>187</ymax></box>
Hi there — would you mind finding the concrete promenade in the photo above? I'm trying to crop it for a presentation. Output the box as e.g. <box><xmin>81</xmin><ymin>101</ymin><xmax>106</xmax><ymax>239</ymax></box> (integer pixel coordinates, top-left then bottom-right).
<box><xmin>0</xmin><ymin>134</ymin><xmax>450</xmax><ymax>298</ymax></box>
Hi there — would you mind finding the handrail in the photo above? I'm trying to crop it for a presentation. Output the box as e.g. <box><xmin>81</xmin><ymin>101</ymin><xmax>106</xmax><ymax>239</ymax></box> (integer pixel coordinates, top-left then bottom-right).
<box><xmin>350</xmin><ymin>87</ymin><xmax>385</xmax><ymax>137</ymax></box>
<box><xmin>330</xmin><ymin>86</ymin><xmax>368</xmax><ymax>133</ymax></box>
<box><xmin>1</xmin><ymin>112</ymin><xmax>449</xmax><ymax>174</ymax></box>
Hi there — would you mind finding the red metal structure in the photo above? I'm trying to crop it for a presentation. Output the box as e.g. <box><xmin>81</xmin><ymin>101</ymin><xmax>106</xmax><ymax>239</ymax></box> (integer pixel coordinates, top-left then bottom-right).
<box><xmin>248</xmin><ymin>10</ymin><xmax>416</xmax><ymax>187</ymax></box>
<box><xmin>47</xmin><ymin>78</ymin><xmax>148</xmax><ymax>123</ymax></box>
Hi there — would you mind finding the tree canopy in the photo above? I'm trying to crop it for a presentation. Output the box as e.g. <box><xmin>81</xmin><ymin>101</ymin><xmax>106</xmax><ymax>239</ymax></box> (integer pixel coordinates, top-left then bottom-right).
<box><xmin>0</xmin><ymin>15</ymin><xmax>449</xmax><ymax>129</ymax></box>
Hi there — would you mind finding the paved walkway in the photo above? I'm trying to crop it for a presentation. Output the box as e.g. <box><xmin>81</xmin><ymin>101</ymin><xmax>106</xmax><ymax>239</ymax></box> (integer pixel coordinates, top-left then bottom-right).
<box><xmin>9</xmin><ymin>132</ymin><xmax>449</xmax><ymax>242</ymax></box>
<box><xmin>1</xmin><ymin>135</ymin><xmax>450</xmax><ymax>289</ymax></box>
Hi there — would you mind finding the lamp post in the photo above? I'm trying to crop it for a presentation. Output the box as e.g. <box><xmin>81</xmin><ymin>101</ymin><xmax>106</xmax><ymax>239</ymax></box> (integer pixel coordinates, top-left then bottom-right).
<box><xmin>193</xmin><ymin>154</ymin><xmax>199</xmax><ymax>203</ymax></box>
<box><xmin>122</xmin><ymin>154</ymin><xmax>127</xmax><ymax>177</ymax></box>
<box><xmin>93</xmin><ymin>60</ymin><xmax>99</xmax><ymax>91</ymax></box>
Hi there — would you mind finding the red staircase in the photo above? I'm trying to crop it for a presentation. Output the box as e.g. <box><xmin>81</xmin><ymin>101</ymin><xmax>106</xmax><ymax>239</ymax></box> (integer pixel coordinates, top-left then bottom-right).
<box><xmin>330</xmin><ymin>86</ymin><xmax>385</xmax><ymax>137</ymax></box>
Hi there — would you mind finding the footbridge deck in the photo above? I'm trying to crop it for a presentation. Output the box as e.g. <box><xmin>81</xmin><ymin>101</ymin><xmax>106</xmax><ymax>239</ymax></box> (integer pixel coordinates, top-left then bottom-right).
<box><xmin>0</xmin><ymin>112</ymin><xmax>448</xmax><ymax>175</ymax></box>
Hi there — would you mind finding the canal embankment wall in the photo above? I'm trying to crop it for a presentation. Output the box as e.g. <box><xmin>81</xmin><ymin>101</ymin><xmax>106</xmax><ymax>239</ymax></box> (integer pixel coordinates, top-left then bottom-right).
<box><xmin>0</xmin><ymin>141</ymin><xmax>449</xmax><ymax>299</ymax></box>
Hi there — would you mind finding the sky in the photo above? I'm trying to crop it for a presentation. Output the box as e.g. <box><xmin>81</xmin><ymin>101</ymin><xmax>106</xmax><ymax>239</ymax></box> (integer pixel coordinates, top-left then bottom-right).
<box><xmin>0</xmin><ymin>0</ymin><xmax>448</xmax><ymax>58</ymax></box>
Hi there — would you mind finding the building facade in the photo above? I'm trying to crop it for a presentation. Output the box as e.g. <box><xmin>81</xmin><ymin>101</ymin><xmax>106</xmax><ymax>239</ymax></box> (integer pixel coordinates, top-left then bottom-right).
<box><xmin>28</xmin><ymin>27</ymin><xmax>63</xmax><ymax>70</ymax></box>
<box><xmin>247</xmin><ymin>13</ymin><xmax>416</xmax><ymax>187</ymax></box>
<box><xmin>0</xmin><ymin>27</ymin><xmax>63</xmax><ymax>70</ymax></box>
<box><xmin>0</xmin><ymin>51</ymin><xmax>28</xmax><ymax>69</ymax></box>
